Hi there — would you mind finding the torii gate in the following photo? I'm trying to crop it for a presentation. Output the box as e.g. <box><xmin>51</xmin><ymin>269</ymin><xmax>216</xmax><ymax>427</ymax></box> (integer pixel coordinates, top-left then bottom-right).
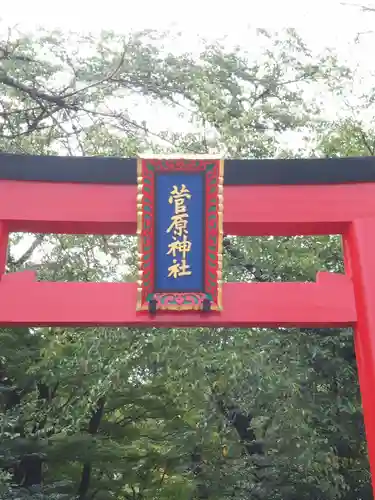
<box><xmin>1</xmin><ymin>153</ymin><xmax>375</xmax><ymax>494</ymax></box>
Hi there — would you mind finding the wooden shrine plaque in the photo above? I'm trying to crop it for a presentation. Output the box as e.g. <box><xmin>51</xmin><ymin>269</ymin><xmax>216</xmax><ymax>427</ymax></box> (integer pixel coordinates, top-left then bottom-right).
<box><xmin>136</xmin><ymin>155</ymin><xmax>224</xmax><ymax>311</ymax></box>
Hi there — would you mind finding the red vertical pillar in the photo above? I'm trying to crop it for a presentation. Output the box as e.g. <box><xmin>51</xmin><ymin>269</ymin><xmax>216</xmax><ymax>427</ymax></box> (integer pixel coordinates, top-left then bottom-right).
<box><xmin>345</xmin><ymin>217</ymin><xmax>375</xmax><ymax>496</ymax></box>
<box><xmin>0</xmin><ymin>221</ymin><xmax>8</xmax><ymax>277</ymax></box>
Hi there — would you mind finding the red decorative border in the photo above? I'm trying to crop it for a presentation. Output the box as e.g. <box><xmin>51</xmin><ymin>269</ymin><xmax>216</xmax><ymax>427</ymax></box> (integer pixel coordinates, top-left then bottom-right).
<box><xmin>136</xmin><ymin>155</ymin><xmax>223</xmax><ymax>311</ymax></box>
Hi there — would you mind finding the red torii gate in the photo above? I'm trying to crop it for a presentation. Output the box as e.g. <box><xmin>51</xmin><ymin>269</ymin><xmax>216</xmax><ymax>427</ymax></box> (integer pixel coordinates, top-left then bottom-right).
<box><xmin>0</xmin><ymin>154</ymin><xmax>375</xmax><ymax>493</ymax></box>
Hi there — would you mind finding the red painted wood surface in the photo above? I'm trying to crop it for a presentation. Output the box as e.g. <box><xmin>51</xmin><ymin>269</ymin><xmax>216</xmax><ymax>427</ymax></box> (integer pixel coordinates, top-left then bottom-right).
<box><xmin>0</xmin><ymin>221</ymin><xmax>8</xmax><ymax>276</ymax></box>
<box><xmin>2</xmin><ymin>180</ymin><xmax>375</xmax><ymax>236</ymax></box>
<box><xmin>345</xmin><ymin>219</ymin><xmax>375</xmax><ymax>493</ymax></box>
<box><xmin>0</xmin><ymin>271</ymin><xmax>355</xmax><ymax>327</ymax></box>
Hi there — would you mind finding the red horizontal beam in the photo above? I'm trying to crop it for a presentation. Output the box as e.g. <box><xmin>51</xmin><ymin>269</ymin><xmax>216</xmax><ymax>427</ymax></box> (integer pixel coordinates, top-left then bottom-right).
<box><xmin>0</xmin><ymin>271</ymin><xmax>356</xmax><ymax>327</ymax></box>
<box><xmin>2</xmin><ymin>180</ymin><xmax>375</xmax><ymax>236</ymax></box>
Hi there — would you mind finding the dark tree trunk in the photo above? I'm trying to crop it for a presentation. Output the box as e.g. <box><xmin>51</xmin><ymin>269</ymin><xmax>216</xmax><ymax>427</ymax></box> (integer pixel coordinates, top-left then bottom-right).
<box><xmin>78</xmin><ymin>397</ymin><xmax>105</xmax><ymax>499</ymax></box>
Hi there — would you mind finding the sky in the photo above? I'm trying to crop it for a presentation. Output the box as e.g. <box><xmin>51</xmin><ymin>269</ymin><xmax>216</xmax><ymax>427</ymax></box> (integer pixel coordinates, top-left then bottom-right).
<box><xmin>1</xmin><ymin>0</ymin><xmax>375</xmax><ymax>62</ymax></box>
<box><xmin>2</xmin><ymin>0</ymin><xmax>375</xmax><ymax>137</ymax></box>
<box><xmin>0</xmin><ymin>0</ymin><xmax>374</xmax><ymax>46</ymax></box>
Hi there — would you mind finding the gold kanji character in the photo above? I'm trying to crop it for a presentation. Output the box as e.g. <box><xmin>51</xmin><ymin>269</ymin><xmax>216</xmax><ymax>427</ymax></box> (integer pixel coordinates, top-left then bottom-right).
<box><xmin>167</xmin><ymin>235</ymin><xmax>192</xmax><ymax>259</ymax></box>
<box><xmin>168</xmin><ymin>184</ymin><xmax>191</xmax><ymax>214</ymax></box>
<box><xmin>167</xmin><ymin>259</ymin><xmax>192</xmax><ymax>278</ymax></box>
<box><xmin>166</xmin><ymin>213</ymin><xmax>189</xmax><ymax>237</ymax></box>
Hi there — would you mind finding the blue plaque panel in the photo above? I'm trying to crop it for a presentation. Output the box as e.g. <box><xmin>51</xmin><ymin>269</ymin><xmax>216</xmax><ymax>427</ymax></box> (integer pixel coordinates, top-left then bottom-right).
<box><xmin>155</xmin><ymin>173</ymin><xmax>204</xmax><ymax>292</ymax></box>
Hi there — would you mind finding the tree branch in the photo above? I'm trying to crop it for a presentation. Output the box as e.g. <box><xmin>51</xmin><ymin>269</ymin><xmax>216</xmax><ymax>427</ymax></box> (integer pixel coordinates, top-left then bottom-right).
<box><xmin>12</xmin><ymin>234</ymin><xmax>46</xmax><ymax>267</ymax></box>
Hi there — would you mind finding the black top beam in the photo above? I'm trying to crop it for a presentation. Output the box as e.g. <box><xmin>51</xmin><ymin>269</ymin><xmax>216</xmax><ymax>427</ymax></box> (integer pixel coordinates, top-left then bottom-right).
<box><xmin>1</xmin><ymin>153</ymin><xmax>375</xmax><ymax>185</ymax></box>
